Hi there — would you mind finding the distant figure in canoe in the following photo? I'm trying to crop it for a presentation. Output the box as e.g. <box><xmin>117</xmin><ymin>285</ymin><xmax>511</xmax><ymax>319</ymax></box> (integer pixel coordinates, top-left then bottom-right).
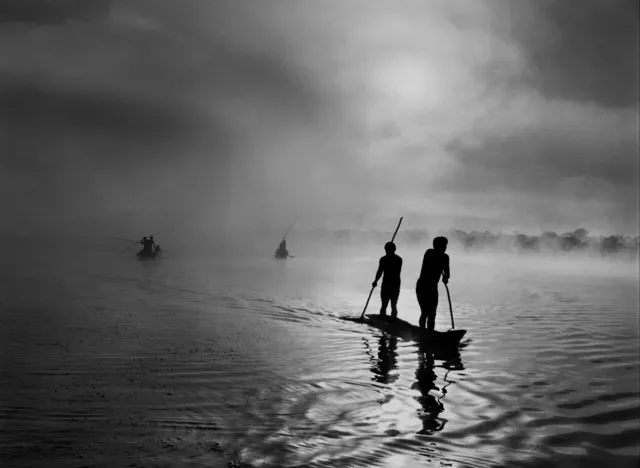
<box><xmin>275</xmin><ymin>239</ymin><xmax>289</xmax><ymax>258</ymax></box>
<box><xmin>416</xmin><ymin>237</ymin><xmax>450</xmax><ymax>332</ymax></box>
<box><xmin>138</xmin><ymin>236</ymin><xmax>154</xmax><ymax>256</ymax></box>
<box><xmin>372</xmin><ymin>242</ymin><xmax>403</xmax><ymax>318</ymax></box>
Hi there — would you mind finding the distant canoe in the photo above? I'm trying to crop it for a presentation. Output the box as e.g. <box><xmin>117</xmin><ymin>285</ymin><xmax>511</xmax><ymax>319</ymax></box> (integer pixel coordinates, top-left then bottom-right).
<box><xmin>137</xmin><ymin>250</ymin><xmax>161</xmax><ymax>260</ymax></box>
<box><xmin>363</xmin><ymin>314</ymin><xmax>466</xmax><ymax>346</ymax></box>
<box><xmin>274</xmin><ymin>250</ymin><xmax>294</xmax><ymax>259</ymax></box>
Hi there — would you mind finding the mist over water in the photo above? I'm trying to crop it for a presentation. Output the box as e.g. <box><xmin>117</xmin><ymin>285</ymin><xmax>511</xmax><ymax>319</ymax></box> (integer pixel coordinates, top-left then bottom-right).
<box><xmin>1</xmin><ymin>244</ymin><xmax>638</xmax><ymax>467</ymax></box>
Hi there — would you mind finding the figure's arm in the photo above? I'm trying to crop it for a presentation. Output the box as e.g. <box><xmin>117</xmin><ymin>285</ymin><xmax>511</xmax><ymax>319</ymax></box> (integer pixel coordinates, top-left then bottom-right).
<box><xmin>373</xmin><ymin>259</ymin><xmax>384</xmax><ymax>287</ymax></box>
<box><xmin>443</xmin><ymin>255</ymin><xmax>450</xmax><ymax>284</ymax></box>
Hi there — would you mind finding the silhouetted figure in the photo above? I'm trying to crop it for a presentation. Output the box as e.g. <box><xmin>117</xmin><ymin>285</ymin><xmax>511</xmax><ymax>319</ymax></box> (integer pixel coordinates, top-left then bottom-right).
<box><xmin>416</xmin><ymin>237</ymin><xmax>450</xmax><ymax>331</ymax></box>
<box><xmin>149</xmin><ymin>235</ymin><xmax>156</xmax><ymax>250</ymax></box>
<box><xmin>275</xmin><ymin>239</ymin><xmax>289</xmax><ymax>258</ymax></box>
<box><xmin>373</xmin><ymin>242</ymin><xmax>403</xmax><ymax>318</ymax></box>
<box><xmin>138</xmin><ymin>236</ymin><xmax>154</xmax><ymax>256</ymax></box>
<box><xmin>155</xmin><ymin>245</ymin><xmax>162</xmax><ymax>255</ymax></box>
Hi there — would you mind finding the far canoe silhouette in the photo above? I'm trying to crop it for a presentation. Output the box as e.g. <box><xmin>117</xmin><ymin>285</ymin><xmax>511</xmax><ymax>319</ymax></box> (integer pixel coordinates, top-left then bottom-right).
<box><xmin>274</xmin><ymin>216</ymin><xmax>297</xmax><ymax>259</ymax></box>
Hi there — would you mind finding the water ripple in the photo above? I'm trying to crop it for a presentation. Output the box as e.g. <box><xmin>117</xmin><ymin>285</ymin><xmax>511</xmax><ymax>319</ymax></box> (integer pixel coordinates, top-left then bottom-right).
<box><xmin>1</xmin><ymin>254</ymin><xmax>638</xmax><ymax>467</ymax></box>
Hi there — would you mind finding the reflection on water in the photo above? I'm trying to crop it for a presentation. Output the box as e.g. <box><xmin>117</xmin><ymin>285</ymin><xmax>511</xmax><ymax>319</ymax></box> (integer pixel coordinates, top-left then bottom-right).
<box><xmin>1</xmin><ymin>251</ymin><xmax>638</xmax><ymax>468</ymax></box>
<box><xmin>369</xmin><ymin>331</ymin><xmax>466</xmax><ymax>437</ymax></box>
<box><xmin>414</xmin><ymin>349</ymin><xmax>446</xmax><ymax>435</ymax></box>
<box><xmin>370</xmin><ymin>335</ymin><xmax>400</xmax><ymax>386</ymax></box>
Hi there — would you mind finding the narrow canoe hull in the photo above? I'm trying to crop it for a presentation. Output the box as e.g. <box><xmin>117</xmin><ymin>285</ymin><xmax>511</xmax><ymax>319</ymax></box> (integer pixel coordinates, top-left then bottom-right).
<box><xmin>274</xmin><ymin>252</ymin><xmax>294</xmax><ymax>259</ymax></box>
<box><xmin>136</xmin><ymin>251</ymin><xmax>161</xmax><ymax>260</ymax></box>
<box><xmin>364</xmin><ymin>314</ymin><xmax>466</xmax><ymax>346</ymax></box>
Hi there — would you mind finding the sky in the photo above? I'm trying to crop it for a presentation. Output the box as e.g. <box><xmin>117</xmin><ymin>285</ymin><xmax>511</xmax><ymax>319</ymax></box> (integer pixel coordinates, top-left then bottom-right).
<box><xmin>1</xmin><ymin>0</ymin><xmax>638</xmax><ymax>245</ymax></box>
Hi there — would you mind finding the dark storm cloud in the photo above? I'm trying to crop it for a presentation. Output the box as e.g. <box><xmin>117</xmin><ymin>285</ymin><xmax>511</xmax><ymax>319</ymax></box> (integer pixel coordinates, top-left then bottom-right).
<box><xmin>0</xmin><ymin>79</ymin><xmax>208</xmax><ymax>158</ymax></box>
<box><xmin>444</xmin><ymin>125</ymin><xmax>638</xmax><ymax>194</ymax></box>
<box><xmin>399</xmin><ymin>0</ymin><xmax>640</xmax><ymax>233</ymax></box>
<box><xmin>1</xmin><ymin>0</ymin><xmax>637</xmax><ymax>238</ymax></box>
<box><xmin>0</xmin><ymin>0</ymin><xmax>110</xmax><ymax>24</ymax></box>
<box><xmin>0</xmin><ymin>0</ymin><xmax>334</xmax><ymax>239</ymax></box>
<box><xmin>507</xmin><ymin>0</ymin><xmax>639</xmax><ymax>109</ymax></box>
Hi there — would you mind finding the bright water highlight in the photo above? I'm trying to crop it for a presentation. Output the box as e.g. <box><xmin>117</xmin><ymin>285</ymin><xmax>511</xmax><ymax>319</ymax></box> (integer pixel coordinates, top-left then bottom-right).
<box><xmin>1</xmin><ymin>250</ymin><xmax>638</xmax><ymax>467</ymax></box>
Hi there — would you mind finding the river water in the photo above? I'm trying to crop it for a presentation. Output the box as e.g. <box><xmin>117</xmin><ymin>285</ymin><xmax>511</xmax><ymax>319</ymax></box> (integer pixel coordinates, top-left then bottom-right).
<box><xmin>1</xmin><ymin>247</ymin><xmax>638</xmax><ymax>467</ymax></box>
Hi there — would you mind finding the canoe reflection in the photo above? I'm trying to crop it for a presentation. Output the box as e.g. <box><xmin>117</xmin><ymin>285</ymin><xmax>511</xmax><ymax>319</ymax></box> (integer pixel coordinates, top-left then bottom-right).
<box><xmin>369</xmin><ymin>333</ymin><xmax>464</xmax><ymax>435</ymax></box>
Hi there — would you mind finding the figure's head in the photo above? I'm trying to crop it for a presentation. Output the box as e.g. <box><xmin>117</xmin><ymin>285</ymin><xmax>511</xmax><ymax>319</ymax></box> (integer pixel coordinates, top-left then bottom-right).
<box><xmin>433</xmin><ymin>236</ymin><xmax>448</xmax><ymax>252</ymax></box>
<box><xmin>143</xmin><ymin>236</ymin><xmax>147</xmax><ymax>241</ymax></box>
<box><xmin>150</xmin><ymin>235</ymin><xmax>154</xmax><ymax>240</ymax></box>
<box><xmin>384</xmin><ymin>242</ymin><xmax>396</xmax><ymax>254</ymax></box>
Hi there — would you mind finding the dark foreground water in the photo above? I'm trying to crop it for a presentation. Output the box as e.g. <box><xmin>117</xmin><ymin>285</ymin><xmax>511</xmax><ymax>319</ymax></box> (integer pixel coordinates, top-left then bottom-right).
<box><xmin>1</xmin><ymin>248</ymin><xmax>638</xmax><ymax>467</ymax></box>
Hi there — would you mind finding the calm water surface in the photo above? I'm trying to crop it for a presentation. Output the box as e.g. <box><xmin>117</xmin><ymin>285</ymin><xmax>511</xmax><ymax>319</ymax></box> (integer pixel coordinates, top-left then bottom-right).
<box><xmin>1</xmin><ymin>249</ymin><xmax>638</xmax><ymax>467</ymax></box>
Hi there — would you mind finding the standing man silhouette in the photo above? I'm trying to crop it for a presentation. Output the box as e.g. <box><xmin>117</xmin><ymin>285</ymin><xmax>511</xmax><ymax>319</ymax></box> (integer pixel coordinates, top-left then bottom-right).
<box><xmin>416</xmin><ymin>237</ymin><xmax>450</xmax><ymax>331</ymax></box>
<box><xmin>372</xmin><ymin>242</ymin><xmax>403</xmax><ymax>318</ymax></box>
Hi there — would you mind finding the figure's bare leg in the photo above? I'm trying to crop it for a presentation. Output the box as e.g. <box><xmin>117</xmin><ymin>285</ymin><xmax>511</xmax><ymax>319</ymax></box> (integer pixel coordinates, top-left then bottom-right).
<box><xmin>380</xmin><ymin>294</ymin><xmax>390</xmax><ymax>316</ymax></box>
<box><xmin>417</xmin><ymin>290</ymin><xmax>427</xmax><ymax>328</ymax></box>
<box><xmin>426</xmin><ymin>311</ymin><xmax>436</xmax><ymax>332</ymax></box>
<box><xmin>390</xmin><ymin>291</ymin><xmax>399</xmax><ymax>318</ymax></box>
<box><xmin>426</xmin><ymin>293</ymin><xmax>438</xmax><ymax>332</ymax></box>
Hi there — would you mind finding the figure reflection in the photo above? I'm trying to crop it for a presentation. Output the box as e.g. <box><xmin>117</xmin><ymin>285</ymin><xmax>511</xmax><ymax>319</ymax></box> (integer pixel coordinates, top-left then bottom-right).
<box><xmin>412</xmin><ymin>348</ymin><xmax>463</xmax><ymax>434</ymax></box>
<box><xmin>369</xmin><ymin>333</ymin><xmax>465</xmax><ymax>435</ymax></box>
<box><xmin>369</xmin><ymin>334</ymin><xmax>399</xmax><ymax>385</ymax></box>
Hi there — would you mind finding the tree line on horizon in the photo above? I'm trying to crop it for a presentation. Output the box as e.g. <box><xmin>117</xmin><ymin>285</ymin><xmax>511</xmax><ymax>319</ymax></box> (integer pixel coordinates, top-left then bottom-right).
<box><xmin>303</xmin><ymin>227</ymin><xmax>639</xmax><ymax>259</ymax></box>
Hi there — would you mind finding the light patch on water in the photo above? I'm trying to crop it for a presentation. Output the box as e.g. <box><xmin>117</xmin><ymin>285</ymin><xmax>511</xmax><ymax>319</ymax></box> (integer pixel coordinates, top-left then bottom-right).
<box><xmin>1</xmin><ymin>249</ymin><xmax>638</xmax><ymax>467</ymax></box>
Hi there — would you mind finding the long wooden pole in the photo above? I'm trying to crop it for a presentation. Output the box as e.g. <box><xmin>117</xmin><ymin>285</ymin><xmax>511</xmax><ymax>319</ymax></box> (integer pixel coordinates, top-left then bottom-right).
<box><xmin>445</xmin><ymin>283</ymin><xmax>455</xmax><ymax>329</ymax></box>
<box><xmin>390</xmin><ymin>217</ymin><xmax>403</xmax><ymax>242</ymax></box>
<box><xmin>120</xmin><ymin>242</ymin><xmax>139</xmax><ymax>254</ymax></box>
<box><xmin>281</xmin><ymin>216</ymin><xmax>298</xmax><ymax>241</ymax></box>
<box><xmin>111</xmin><ymin>236</ymin><xmax>139</xmax><ymax>243</ymax></box>
<box><xmin>360</xmin><ymin>217</ymin><xmax>403</xmax><ymax>320</ymax></box>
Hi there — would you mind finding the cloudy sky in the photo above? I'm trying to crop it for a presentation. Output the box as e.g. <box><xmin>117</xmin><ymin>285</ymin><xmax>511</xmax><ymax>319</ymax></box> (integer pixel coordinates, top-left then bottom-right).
<box><xmin>1</xmin><ymin>0</ymin><xmax>638</xmax><ymax>242</ymax></box>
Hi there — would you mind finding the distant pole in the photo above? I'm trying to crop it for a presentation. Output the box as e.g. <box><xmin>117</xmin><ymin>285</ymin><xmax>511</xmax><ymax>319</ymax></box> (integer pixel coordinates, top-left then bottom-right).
<box><xmin>360</xmin><ymin>217</ymin><xmax>403</xmax><ymax>320</ymax></box>
<box><xmin>390</xmin><ymin>217</ymin><xmax>403</xmax><ymax>243</ymax></box>
<box><xmin>281</xmin><ymin>216</ymin><xmax>298</xmax><ymax>241</ymax></box>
